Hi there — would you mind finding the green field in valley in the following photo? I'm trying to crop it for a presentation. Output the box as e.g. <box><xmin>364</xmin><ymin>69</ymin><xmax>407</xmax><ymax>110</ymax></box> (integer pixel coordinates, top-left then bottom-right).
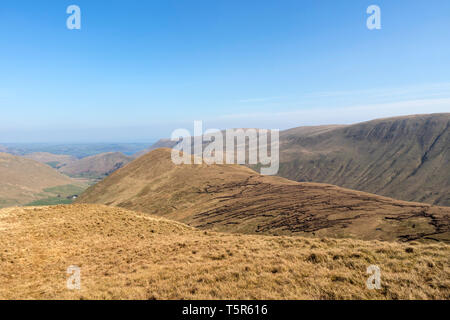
<box><xmin>25</xmin><ymin>184</ymin><xmax>87</xmax><ymax>206</ymax></box>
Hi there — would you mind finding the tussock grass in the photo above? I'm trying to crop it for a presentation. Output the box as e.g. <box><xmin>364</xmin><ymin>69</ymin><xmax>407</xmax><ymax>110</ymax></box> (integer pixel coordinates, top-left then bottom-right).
<box><xmin>0</xmin><ymin>204</ymin><xmax>448</xmax><ymax>300</ymax></box>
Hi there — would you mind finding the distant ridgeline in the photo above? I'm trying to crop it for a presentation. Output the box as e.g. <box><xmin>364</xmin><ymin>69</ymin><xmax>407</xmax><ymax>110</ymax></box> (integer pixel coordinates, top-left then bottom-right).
<box><xmin>0</xmin><ymin>142</ymin><xmax>153</xmax><ymax>158</ymax></box>
<box><xmin>143</xmin><ymin>113</ymin><xmax>449</xmax><ymax>206</ymax></box>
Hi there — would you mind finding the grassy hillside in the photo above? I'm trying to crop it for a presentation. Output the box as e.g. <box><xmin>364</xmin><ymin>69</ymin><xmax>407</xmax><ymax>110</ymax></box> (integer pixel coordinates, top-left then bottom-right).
<box><xmin>0</xmin><ymin>204</ymin><xmax>448</xmax><ymax>300</ymax></box>
<box><xmin>25</xmin><ymin>184</ymin><xmax>87</xmax><ymax>206</ymax></box>
<box><xmin>22</xmin><ymin>151</ymin><xmax>134</xmax><ymax>183</ymax></box>
<box><xmin>142</xmin><ymin>114</ymin><xmax>449</xmax><ymax>206</ymax></box>
<box><xmin>59</xmin><ymin>152</ymin><xmax>133</xmax><ymax>181</ymax></box>
<box><xmin>77</xmin><ymin>148</ymin><xmax>450</xmax><ymax>242</ymax></box>
<box><xmin>23</xmin><ymin>152</ymin><xmax>75</xmax><ymax>169</ymax></box>
<box><xmin>0</xmin><ymin>153</ymin><xmax>86</xmax><ymax>208</ymax></box>
<box><xmin>277</xmin><ymin>113</ymin><xmax>450</xmax><ymax>206</ymax></box>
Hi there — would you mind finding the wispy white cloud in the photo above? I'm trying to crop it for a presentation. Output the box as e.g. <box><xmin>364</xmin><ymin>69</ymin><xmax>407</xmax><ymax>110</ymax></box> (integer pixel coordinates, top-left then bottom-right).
<box><xmin>302</xmin><ymin>83</ymin><xmax>450</xmax><ymax>99</ymax></box>
<box><xmin>203</xmin><ymin>97</ymin><xmax>450</xmax><ymax>130</ymax></box>
<box><xmin>229</xmin><ymin>83</ymin><xmax>450</xmax><ymax>120</ymax></box>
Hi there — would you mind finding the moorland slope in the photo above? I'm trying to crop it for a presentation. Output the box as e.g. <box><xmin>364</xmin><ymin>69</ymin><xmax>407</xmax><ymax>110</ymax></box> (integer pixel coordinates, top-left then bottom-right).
<box><xmin>77</xmin><ymin>148</ymin><xmax>450</xmax><ymax>242</ymax></box>
<box><xmin>1</xmin><ymin>204</ymin><xmax>448</xmax><ymax>299</ymax></box>
<box><xmin>278</xmin><ymin>113</ymin><xmax>450</xmax><ymax>206</ymax></box>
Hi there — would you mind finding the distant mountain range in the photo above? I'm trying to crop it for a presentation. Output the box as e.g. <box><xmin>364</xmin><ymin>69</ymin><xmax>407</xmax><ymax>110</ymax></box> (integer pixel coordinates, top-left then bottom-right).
<box><xmin>144</xmin><ymin>113</ymin><xmax>450</xmax><ymax>206</ymax></box>
<box><xmin>0</xmin><ymin>142</ymin><xmax>151</xmax><ymax>158</ymax></box>
<box><xmin>277</xmin><ymin>113</ymin><xmax>449</xmax><ymax>206</ymax></box>
<box><xmin>58</xmin><ymin>152</ymin><xmax>133</xmax><ymax>180</ymax></box>
<box><xmin>23</xmin><ymin>152</ymin><xmax>76</xmax><ymax>169</ymax></box>
<box><xmin>1</xmin><ymin>113</ymin><xmax>448</xmax><ymax>211</ymax></box>
<box><xmin>22</xmin><ymin>151</ymin><xmax>133</xmax><ymax>182</ymax></box>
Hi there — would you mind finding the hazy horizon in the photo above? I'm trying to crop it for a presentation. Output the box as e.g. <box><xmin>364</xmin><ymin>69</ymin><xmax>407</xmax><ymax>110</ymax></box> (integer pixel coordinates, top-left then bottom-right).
<box><xmin>1</xmin><ymin>110</ymin><xmax>449</xmax><ymax>144</ymax></box>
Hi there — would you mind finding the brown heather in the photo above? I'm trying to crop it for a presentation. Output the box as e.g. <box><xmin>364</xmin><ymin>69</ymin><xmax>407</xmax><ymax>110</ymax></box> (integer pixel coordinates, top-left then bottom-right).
<box><xmin>144</xmin><ymin>114</ymin><xmax>450</xmax><ymax>206</ymax></box>
<box><xmin>77</xmin><ymin>148</ymin><xmax>450</xmax><ymax>242</ymax></box>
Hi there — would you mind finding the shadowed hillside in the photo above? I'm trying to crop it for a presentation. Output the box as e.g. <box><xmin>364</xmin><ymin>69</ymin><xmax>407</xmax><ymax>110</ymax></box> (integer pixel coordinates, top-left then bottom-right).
<box><xmin>278</xmin><ymin>113</ymin><xmax>450</xmax><ymax>206</ymax></box>
<box><xmin>0</xmin><ymin>204</ymin><xmax>448</xmax><ymax>299</ymax></box>
<box><xmin>77</xmin><ymin>148</ymin><xmax>450</xmax><ymax>242</ymax></box>
<box><xmin>0</xmin><ymin>153</ymin><xmax>85</xmax><ymax>208</ymax></box>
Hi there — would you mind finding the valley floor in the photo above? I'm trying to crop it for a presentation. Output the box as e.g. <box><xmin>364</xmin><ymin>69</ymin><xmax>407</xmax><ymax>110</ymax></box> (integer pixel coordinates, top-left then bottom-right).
<box><xmin>0</xmin><ymin>204</ymin><xmax>448</xmax><ymax>300</ymax></box>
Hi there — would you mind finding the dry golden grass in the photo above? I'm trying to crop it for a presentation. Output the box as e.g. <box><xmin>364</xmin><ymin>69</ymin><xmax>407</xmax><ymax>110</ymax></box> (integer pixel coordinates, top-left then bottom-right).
<box><xmin>1</xmin><ymin>204</ymin><xmax>448</xmax><ymax>300</ymax></box>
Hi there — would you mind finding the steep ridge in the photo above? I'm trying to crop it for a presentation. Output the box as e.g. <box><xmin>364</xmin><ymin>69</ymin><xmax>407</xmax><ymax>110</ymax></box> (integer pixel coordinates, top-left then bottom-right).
<box><xmin>77</xmin><ymin>148</ymin><xmax>450</xmax><ymax>242</ymax></box>
<box><xmin>0</xmin><ymin>204</ymin><xmax>448</xmax><ymax>299</ymax></box>
<box><xmin>131</xmin><ymin>138</ymin><xmax>177</xmax><ymax>159</ymax></box>
<box><xmin>0</xmin><ymin>152</ymin><xmax>83</xmax><ymax>208</ymax></box>
<box><xmin>278</xmin><ymin>113</ymin><xmax>450</xmax><ymax>206</ymax></box>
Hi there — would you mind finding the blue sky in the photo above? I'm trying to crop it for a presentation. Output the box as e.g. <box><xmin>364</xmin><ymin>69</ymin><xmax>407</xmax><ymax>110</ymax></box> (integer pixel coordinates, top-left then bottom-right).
<box><xmin>0</xmin><ymin>0</ymin><xmax>449</xmax><ymax>142</ymax></box>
